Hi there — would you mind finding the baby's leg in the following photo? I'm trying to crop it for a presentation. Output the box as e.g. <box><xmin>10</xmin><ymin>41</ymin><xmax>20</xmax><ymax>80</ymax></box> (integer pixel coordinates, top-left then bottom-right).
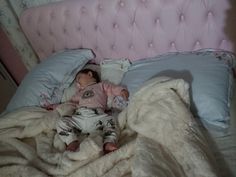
<box><xmin>101</xmin><ymin>116</ymin><xmax>120</xmax><ymax>154</ymax></box>
<box><xmin>56</xmin><ymin>116</ymin><xmax>82</xmax><ymax>151</ymax></box>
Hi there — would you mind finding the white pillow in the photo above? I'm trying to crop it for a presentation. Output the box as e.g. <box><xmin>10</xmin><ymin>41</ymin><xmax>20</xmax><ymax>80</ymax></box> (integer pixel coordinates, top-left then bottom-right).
<box><xmin>100</xmin><ymin>58</ymin><xmax>130</xmax><ymax>84</ymax></box>
<box><xmin>6</xmin><ymin>49</ymin><xmax>94</xmax><ymax>112</ymax></box>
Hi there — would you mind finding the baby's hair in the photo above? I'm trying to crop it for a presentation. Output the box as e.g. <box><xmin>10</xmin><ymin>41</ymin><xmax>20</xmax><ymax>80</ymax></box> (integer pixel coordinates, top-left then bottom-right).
<box><xmin>78</xmin><ymin>68</ymin><xmax>100</xmax><ymax>83</ymax></box>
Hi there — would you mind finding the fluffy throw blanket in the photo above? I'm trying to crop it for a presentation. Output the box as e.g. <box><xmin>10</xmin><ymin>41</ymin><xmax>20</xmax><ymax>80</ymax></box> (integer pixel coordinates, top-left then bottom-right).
<box><xmin>0</xmin><ymin>77</ymin><xmax>219</xmax><ymax>177</ymax></box>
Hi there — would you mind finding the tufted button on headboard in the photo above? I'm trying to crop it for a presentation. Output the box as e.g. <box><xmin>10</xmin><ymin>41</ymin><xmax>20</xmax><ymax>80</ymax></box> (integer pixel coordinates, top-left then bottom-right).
<box><xmin>20</xmin><ymin>0</ymin><xmax>233</xmax><ymax>63</ymax></box>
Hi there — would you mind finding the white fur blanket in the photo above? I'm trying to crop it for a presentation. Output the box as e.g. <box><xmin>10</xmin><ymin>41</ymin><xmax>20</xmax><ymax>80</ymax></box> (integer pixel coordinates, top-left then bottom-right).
<box><xmin>0</xmin><ymin>77</ymin><xmax>219</xmax><ymax>177</ymax></box>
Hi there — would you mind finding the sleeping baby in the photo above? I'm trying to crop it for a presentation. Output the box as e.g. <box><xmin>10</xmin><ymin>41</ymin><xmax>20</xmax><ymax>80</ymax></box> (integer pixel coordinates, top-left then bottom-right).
<box><xmin>54</xmin><ymin>68</ymin><xmax>129</xmax><ymax>154</ymax></box>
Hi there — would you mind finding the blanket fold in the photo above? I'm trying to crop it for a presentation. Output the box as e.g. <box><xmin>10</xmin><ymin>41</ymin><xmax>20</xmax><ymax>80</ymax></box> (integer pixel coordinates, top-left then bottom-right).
<box><xmin>0</xmin><ymin>76</ymin><xmax>218</xmax><ymax>177</ymax></box>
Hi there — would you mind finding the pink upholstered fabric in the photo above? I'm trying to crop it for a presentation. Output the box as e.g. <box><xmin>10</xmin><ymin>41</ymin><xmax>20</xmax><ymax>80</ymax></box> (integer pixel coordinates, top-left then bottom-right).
<box><xmin>20</xmin><ymin>0</ymin><xmax>233</xmax><ymax>63</ymax></box>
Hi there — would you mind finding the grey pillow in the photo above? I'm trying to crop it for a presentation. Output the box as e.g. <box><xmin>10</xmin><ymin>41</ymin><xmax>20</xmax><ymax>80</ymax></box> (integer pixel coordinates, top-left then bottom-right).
<box><xmin>6</xmin><ymin>49</ymin><xmax>94</xmax><ymax>112</ymax></box>
<box><xmin>121</xmin><ymin>50</ymin><xmax>235</xmax><ymax>130</ymax></box>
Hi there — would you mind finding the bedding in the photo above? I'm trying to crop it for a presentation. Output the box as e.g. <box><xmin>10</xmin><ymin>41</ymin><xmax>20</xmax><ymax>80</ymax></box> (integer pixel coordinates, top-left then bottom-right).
<box><xmin>121</xmin><ymin>49</ymin><xmax>236</xmax><ymax>130</ymax></box>
<box><xmin>6</xmin><ymin>49</ymin><xmax>95</xmax><ymax>112</ymax></box>
<box><xmin>0</xmin><ymin>77</ymin><xmax>220</xmax><ymax>177</ymax></box>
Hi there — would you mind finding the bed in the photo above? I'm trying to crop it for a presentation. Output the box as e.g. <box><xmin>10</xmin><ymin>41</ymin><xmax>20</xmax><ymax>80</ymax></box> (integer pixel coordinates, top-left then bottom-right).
<box><xmin>0</xmin><ymin>0</ymin><xmax>236</xmax><ymax>176</ymax></box>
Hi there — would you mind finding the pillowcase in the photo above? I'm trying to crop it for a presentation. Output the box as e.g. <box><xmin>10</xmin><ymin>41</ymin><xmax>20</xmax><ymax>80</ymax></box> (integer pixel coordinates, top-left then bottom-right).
<box><xmin>100</xmin><ymin>58</ymin><xmax>131</xmax><ymax>84</ymax></box>
<box><xmin>6</xmin><ymin>49</ymin><xmax>95</xmax><ymax>112</ymax></box>
<box><xmin>121</xmin><ymin>49</ymin><xmax>235</xmax><ymax>130</ymax></box>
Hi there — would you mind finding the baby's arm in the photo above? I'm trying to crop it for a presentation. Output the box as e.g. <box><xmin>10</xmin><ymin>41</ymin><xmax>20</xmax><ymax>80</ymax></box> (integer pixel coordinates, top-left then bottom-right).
<box><xmin>102</xmin><ymin>82</ymin><xmax>129</xmax><ymax>100</ymax></box>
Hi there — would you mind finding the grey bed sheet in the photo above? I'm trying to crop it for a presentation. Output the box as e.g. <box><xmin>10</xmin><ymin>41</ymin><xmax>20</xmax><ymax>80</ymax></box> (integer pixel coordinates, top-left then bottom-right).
<box><xmin>206</xmin><ymin>81</ymin><xmax>236</xmax><ymax>177</ymax></box>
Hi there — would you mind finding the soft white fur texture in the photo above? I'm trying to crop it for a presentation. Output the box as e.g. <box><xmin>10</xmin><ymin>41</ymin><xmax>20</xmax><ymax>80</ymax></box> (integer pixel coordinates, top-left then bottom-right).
<box><xmin>0</xmin><ymin>77</ymin><xmax>219</xmax><ymax>177</ymax></box>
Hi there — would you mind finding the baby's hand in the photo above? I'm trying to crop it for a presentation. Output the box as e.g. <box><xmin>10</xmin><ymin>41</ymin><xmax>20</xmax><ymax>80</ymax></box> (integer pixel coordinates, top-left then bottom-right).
<box><xmin>120</xmin><ymin>89</ymin><xmax>129</xmax><ymax>101</ymax></box>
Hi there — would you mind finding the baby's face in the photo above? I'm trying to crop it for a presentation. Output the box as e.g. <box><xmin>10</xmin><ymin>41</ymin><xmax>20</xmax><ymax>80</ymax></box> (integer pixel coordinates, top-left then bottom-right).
<box><xmin>76</xmin><ymin>72</ymin><xmax>95</xmax><ymax>87</ymax></box>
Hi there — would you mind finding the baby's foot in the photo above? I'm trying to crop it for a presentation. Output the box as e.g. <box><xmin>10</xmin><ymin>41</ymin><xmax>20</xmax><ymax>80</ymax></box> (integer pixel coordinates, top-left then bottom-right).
<box><xmin>103</xmin><ymin>142</ymin><xmax>118</xmax><ymax>154</ymax></box>
<box><xmin>66</xmin><ymin>140</ymin><xmax>80</xmax><ymax>152</ymax></box>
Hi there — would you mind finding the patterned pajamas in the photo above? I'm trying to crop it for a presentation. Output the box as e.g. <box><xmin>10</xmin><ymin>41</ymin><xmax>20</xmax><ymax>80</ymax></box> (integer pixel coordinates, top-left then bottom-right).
<box><xmin>56</xmin><ymin>107</ymin><xmax>119</xmax><ymax>145</ymax></box>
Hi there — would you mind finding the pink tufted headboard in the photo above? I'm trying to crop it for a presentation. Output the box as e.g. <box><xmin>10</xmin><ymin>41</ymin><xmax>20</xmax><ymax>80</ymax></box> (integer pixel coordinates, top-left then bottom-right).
<box><xmin>20</xmin><ymin>0</ymin><xmax>233</xmax><ymax>63</ymax></box>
